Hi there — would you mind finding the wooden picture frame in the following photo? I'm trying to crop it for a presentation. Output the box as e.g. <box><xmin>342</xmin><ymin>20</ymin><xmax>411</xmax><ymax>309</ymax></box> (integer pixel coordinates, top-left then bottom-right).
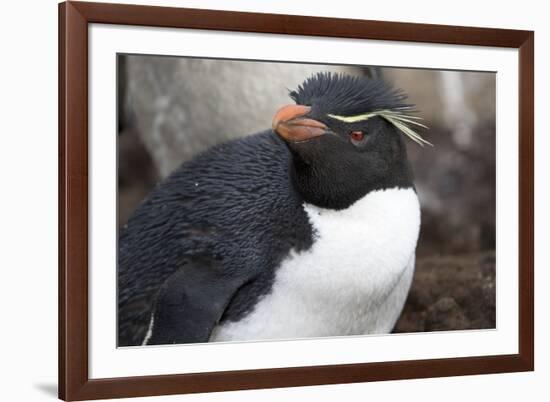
<box><xmin>59</xmin><ymin>1</ymin><xmax>534</xmax><ymax>400</ymax></box>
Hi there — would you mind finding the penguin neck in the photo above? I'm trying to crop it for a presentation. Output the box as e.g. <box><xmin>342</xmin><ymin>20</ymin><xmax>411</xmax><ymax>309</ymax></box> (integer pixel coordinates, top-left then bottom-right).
<box><xmin>289</xmin><ymin>151</ymin><xmax>415</xmax><ymax>211</ymax></box>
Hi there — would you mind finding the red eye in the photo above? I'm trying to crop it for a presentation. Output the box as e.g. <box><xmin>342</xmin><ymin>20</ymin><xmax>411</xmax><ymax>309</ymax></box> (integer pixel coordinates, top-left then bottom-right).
<box><xmin>350</xmin><ymin>131</ymin><xmax>365</xmax><ymax>142</ymax></box>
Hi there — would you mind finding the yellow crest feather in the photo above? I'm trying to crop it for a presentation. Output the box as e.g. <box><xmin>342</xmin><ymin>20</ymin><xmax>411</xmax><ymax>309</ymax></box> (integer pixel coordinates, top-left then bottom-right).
<box><xmin>328</xmin><ymin>110</ymin><xmax>432</xmax><ymax>146</ymax></box>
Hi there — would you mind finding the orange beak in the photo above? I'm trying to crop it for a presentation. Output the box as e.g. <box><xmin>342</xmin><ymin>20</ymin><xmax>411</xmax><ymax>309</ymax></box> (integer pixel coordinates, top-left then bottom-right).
<box><xmin>272</xmin><ymin>105</ymin><xmax>327</xmax><ymax>142</ymax></box>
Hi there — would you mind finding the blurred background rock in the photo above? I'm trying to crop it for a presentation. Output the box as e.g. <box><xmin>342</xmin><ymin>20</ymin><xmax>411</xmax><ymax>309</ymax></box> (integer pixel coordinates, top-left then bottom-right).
<box><xmin>118</xmin><ymin>55</ymin><xmax>496</xmax><ymax>332</ymax></box>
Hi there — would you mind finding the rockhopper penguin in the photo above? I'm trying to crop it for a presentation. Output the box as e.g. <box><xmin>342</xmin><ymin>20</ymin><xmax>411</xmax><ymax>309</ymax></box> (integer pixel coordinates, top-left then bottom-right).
<box><xmin>118</xmin><ymin>72</ymin><xmax>429</xmax><ymax>346</ymax></box>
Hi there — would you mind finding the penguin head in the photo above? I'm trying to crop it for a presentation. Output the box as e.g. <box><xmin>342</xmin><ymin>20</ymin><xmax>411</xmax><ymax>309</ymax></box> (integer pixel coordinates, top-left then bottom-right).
<box><xmin>272</xmin><ymin>72</ymin><xmax>429</xmax><ymax>210</ymax></box>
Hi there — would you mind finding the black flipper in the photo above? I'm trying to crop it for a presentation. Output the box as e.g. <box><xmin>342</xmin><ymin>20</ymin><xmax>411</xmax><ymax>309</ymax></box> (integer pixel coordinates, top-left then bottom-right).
<box><xmin>117</xmin><ymin>131</ymin><xmax>314</xmax><ymax>346</ymax></box>
<box><xmin>146</xmin><ymin>258</ymin><xmax>247</xmax><ymax>345</ymax></box>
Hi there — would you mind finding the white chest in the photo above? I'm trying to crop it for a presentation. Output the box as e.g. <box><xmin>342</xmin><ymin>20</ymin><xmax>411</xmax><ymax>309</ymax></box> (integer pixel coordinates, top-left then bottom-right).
<box><xmin>210</xmin><ymin>187</ymin><xmax>420</xmax><ymax>342</ymax></box>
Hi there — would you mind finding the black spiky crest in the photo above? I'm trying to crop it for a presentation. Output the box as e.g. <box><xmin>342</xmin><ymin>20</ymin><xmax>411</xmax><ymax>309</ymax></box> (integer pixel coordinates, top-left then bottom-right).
<box><xmin>289</xmin><ymin>72</ymin><xmax>409</xmax><ymax>116</ymax></box>
<box><xmin>289</xmin><ymin>72</ymin><xmax>431</xmax><ymax>146</ymax></box>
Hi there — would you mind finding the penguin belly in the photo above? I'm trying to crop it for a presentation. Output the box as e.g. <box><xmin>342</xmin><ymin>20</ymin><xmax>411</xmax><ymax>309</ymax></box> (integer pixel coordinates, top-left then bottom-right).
<box><xmin>210</xmin><ymin>187</ymin><xmax>420</xmax><ymax>342</ymax></box>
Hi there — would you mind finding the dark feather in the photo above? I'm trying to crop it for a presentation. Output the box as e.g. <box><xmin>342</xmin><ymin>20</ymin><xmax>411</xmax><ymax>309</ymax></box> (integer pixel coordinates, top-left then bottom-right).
<box><xmin>117</xmin><ymin>131</ymin><xmax>314</xmax><ymax>346</ymax></box>
<box><xmin>289</xmin><ymin>72</ymin><xmax>411</xmax><ymax>117</ymax></box>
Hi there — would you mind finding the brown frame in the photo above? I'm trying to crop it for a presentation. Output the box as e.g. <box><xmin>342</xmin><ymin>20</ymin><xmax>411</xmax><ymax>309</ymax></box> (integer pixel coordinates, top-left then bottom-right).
<box><xmin>59</xmin><ymin>1</ymin><xmax>534</xmax><ymax>400</ymax></box>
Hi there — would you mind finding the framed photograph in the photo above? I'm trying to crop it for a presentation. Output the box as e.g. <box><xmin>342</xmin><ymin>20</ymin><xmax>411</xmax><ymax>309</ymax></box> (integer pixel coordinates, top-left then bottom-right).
<box><xmin>59</xmin><ymin>1</ymin><xmax>534</xmax><ymax>400</ymax></box>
